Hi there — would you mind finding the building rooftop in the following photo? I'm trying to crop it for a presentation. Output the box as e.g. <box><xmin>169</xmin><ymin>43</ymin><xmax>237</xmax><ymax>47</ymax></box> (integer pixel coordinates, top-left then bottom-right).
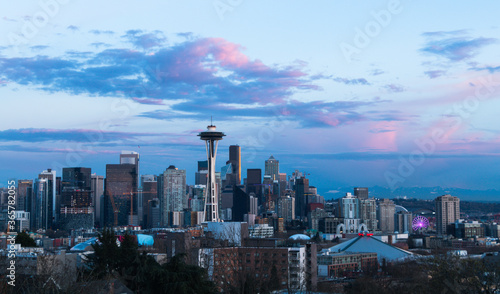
<box><xmin>320</xmin><ymin>235</ymin><xmax>413</xmax><ymax>263</ymax></box>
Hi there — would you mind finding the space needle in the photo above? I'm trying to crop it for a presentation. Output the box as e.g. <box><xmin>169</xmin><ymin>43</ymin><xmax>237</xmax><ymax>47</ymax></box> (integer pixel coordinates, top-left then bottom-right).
<box><xmin>198</xmin><ymin>119</ymin><xmax>225</xmax><ymax>223</ymax></box>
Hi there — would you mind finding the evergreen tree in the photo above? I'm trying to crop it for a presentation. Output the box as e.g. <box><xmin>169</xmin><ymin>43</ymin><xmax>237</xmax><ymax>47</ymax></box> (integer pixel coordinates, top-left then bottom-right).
<box><xmin>88</xmin><ymin>228</ymin><xmax>120</xmax><ymax>277</ymax></box>
<box><xmin>16</xmin><ymin>231</ymin><xmax>36</xmax><ymax>247</ymax></box>
<box><xmin>86</xmin><ymin>229</ymin><xmax>218</xmax><ymax>294</ymax></box>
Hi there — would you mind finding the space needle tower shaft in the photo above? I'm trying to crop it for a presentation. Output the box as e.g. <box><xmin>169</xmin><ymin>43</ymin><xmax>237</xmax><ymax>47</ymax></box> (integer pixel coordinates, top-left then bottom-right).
<box><xmin>198</xmin><ymin>121</ymin><xmax>225</xmax><ymax>223</ymax></box>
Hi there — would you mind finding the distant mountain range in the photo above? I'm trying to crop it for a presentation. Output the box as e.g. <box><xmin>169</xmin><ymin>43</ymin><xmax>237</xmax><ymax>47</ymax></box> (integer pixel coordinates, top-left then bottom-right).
<box><xmin>325</xmin><ymin>186</ymin><xmax>500</xmax><ymax>202</ymax></box>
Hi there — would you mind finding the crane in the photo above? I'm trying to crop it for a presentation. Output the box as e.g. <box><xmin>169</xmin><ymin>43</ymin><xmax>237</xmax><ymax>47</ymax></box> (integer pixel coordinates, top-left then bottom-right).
<box><xmin>252</xmin><ymin>183</ymin><xmax>273</xmax><ymax>212</ymax></box>
<box><xmin>107</xmin><ymin>190</ymin><xmax>119</xmax><ymax>227</ymax></box>
<box><xmin>122</xmin><ymin>191</ymin><xmax>157</xmax><ymax>226</ymax></box>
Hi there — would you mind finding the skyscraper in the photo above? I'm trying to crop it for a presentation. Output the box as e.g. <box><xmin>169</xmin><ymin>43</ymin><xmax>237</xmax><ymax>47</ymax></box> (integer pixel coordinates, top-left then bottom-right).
<box><xmin>61</xmin><ymin>167</ymin><xmax>92</xmax><ymax>207</ymax></box>
<box><xmin>120</xmin><ymin>151</ymin><xmax>139</xmax><ymax>174</ymax></box>
<box><xmin>198</xmin><ymin>123</ymin><xmax>225</xmax><ymax>223</ymax></box>
<box><xmin>220</xmin><ymin>163</ymin><xmax>233</xmax><ymax>188</ymax></box>
<box><xmin>278</xmin><ymin>173</ymin><xmax>287</xmax><ymax>197</ymax></box>
<box><xmin>60</xmin><ymin>167</ymin><xmax>93</xmax><ymax>230</ymax></box>
<box><xmin>141</xmin><ymin>175</ymin><xmax>158</xmax><ymax>228</ymax></box>
<box><xmin>161</xmin><ymin>166</ymin><xmax>186</xmax><ymax>226</ymax></box>
<box><xmin>277</xmin><ymin>195</ymin><xmax>295</xmax><ymax>222</ymax></box>
<box><xmin>33</xmin><ymin>178</ymin><xmax>50</xmax><ymax>230</ymax></box>
<box><xmin>91</xmin><ymin>174</ymin><xmax>104</xmax><ymax>227</ymax></box>
<box><xmin>231</xmin><ymin>186</ymin><xmax>253</xmax><ymax>222</ymax></box>
<box><xmin>228</xmin><ymin>145</ymin><xmax>241</xmax><ymax>185</ymax></box>
<box><xmin>354</xmin><ymin>187</ymin><xmax>369</xmax><ymax>200</ymax></box>
<box><xmin>37</xmin><ymin>169</ymin><xmax>57</xmax><ymax>229</ymax></box>
<box><xmin>294</xmin><ymin>177</ymin><xmax>309</xmax><ymax>220</ymax></box>
<box><xmin>104</xmin><ymin>163</ymin><xmax>138</xmax><ymax>227</ymax></box>
<box><xmin>378</xmin><ymin>199</ymin><xmax>395</xmax><ymax>233</ymax></box>
<box><xmin>17</xmin><ymin>180</ymin><xmax>33</xmax><ymax>212</ymax></box>
<box><xmin>435</xmin><ymin>194</ymin><xmax>460</xmax><ymax>235</ymax></box>
<box><xmin>264</xmin><ymin>155</ymin><xmax>279</xmax><ymax>181</ymax></box>
<box><xmin>360</xmin><ymin>198</ymin><xmax>377</xmax><ymax>231</ymax></box>
<box><xmin>395</xmin><ymin>211</ymin><xmax>413</xmax><ymax>233</ymax></box>
<box><xmin>246</xmin><ymin>168</ymin><xmax>262</xmax><ymax>204</ymax></box>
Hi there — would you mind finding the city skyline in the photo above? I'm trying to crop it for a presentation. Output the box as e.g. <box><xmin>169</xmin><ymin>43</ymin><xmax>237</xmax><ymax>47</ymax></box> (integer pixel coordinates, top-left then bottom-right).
<box><xmin>2</xmin><ymin>1</ymin><xmax>500</xmax><ymax>196</ymax></box>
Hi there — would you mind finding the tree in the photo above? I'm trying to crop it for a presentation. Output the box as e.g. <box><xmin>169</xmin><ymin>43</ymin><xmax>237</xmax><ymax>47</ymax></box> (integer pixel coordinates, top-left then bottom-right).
<box><xmin>87</xmin><ymin>228</ymin><xmax>120</xmax><ymax>278</ymax></box>
<box><xmin>85</xmin><ymin>229</ymin><xmax>217</xmax><ymax>293</ymax></box>
<box><xmin>161</xmin><ymin>254</ymin><xmax>218</xmax><ymax>294</ymax></box>
<box><xmin>16</xmin><ymin>231</ymin><xmax>36</xmax><ymax>247</ymax></box>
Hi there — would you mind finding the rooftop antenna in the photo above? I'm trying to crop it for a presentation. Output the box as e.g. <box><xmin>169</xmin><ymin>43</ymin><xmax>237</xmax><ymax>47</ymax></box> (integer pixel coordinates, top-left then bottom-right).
<box><xmin>211</xmin><ymin>116</ymin><xmax>213</xmax><ymax>125</ymax></box>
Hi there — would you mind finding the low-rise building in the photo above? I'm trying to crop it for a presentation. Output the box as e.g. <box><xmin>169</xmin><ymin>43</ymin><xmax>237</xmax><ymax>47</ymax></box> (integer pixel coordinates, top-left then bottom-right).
<box><xmin>318</xmin><ymin>251</ymin><xmax>378</xmax><ymax>277</ymax></box>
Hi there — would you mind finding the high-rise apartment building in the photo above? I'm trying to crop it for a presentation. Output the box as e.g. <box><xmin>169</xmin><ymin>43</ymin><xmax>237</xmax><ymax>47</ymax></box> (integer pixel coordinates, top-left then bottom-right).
<box><xmin>378</xmin><ymin>199</ymin><xmax>395</xmax><ymax>233</ymax></box>
<box><xmin>264</xmin><ymin>155</ymin><xmax>279</xmax><ymax>181</ymax></box>
<box><xmin>360</xmin><ymin>198</ymin><xmax>377</xmax><ymax>231</ymax></box>
<box><xmin>161</xmin><ymin>166</ymin><xmax>186</xmax><ymax>226</ymax></box>
<box><xmin>395</xmin><ymin>211</ymin><xmax>413</xmax><ymax>233</ymax></box>
<box><xmin>277</xmin><ymin>195</ymin><xmax>295</xmax><ymax>222</ymax></box>
<box><xmin>354</xmin><ymin>187</ymin><xmax>369</xmax><ymax>200</ymax></box>
<box><xmin>435</xmin><ymin>194</ymin><xmax>460</xmax><ymax>235</ymax></box>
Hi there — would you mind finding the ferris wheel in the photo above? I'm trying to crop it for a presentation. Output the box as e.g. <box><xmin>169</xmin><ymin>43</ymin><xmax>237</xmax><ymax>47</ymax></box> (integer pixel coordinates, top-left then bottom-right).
<box><xmin>412</xmin><ymin>215</ymin><xmax>429</xmax><ymax>231</ymax></box>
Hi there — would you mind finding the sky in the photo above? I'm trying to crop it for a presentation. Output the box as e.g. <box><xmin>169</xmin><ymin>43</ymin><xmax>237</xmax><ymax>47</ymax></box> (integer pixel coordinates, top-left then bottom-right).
<box><xmin>1</xmin><ymin>1</ymin><xmax>500</xmax><ymax>197</ymax></box>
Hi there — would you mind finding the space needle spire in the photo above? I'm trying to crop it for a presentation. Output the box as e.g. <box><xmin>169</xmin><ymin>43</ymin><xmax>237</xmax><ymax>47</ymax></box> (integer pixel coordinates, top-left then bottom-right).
<box><xmin>198</xmin><ymin>120</ymin><xmax>225</xmax><ymax>222</ymax></box>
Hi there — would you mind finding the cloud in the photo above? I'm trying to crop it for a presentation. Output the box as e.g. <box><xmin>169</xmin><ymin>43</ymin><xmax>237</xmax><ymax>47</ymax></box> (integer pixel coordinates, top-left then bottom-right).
<box><xmin>89</xmin><ymin>29</ymin><xmax>114</xmax><ymax>35</ymax></box>
<box><xmin>0</xmin><ymin>144</ymin><xmax>120</xmax><ymax>154</ymax></box>
<box><xmin>0</xmin><ymin>36</ymin><xmax>319</xmax><ymax>106</ymax></box>
<box><xmin>139</xmin><ymin>99</ymin><xmax>394</xmax><ymax>128</ymax></box>
<box><xmin>30</xmin><ymin>45</ymin><xmax>49</xmax><ymax>51</ymax></box>
<box><xmin>470</xmin><ymin>65</ymin><xmax>500</xmax><ymax>73</ymax></box>
<box><xmin>326</xmin><ymin>190</ymin><xmax>340</xmax><ymax>194</ymax></box>
<box><xmin>384</xmin><ymin>84</ymin><xmax>405</xmax><ymax>92</ymax></box>
<box><xmin>424</xmin><ymin>70</ymin><xmax>446</xmax><ymax>79</ymax></box>
<box><xmin>369</xmin><ymin>128</ymin><xmax>396</xmax><ymax>133</ymax></box>
<box><xmin>177</xmin><ymin>32</ymin><xmax>194</xmax><ymax>40</ymax></box>
<box><xmin>333</xmin><ymin>77</ymin><xmax>370</xmax><ymax>85</ymax></box>
<box><xmin>91</xmin><ymin>42</ymin><xmax>111</xmax><ymax>48</ymax></box>
<box><xmin>421</xmin><ymin>31</ymin><xmax>497</xmax><ymax>62</ymax></box>
<box><xmin>0</xmin><ymin>33</ymin><xmax>403</xmax><ymax>129</ymax></box>
<box><xmin>67</xmin><ymin>25</ymin><xmax>79</xmax><ymax>31</ymax></box>
<box><xmin>132</xmin><ymin>97</ymin><xmax>165</xmax><ymax>105</ymax></box>
<box><xmin>122</xmin><ymin>30</ymin><xmax>166</xmax><ymax>49</ymax></box>
<box><xmin>421</xmin><ymin>30</ymin><xmax>469</xmax><ymax>38</ymax></box>
<box><xmin>0</xmin><ymin>128</ymin><xmax>168</xmax><ymax>143</ymax></box>
<box><xmin>370</xmin><ymin>69</ymin><xmax>384</xmax><ymax>76</ymax></box>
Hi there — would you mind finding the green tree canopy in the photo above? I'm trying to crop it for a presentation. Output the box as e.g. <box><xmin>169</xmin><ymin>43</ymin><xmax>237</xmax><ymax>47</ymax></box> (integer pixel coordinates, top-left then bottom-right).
<box><xmin>16</xmin><ymin>231</ymin><xmax>36</xmax><ymax>247</ymax></box>
<box><xmin>86</xmin><ymin>229</ymin><xmax>218</xmax><ymax>294</ymax></box>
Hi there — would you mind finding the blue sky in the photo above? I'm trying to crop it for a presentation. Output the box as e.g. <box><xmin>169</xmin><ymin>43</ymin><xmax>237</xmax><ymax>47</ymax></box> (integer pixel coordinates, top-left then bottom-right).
<box><xmin>1</xmin><ymin>1</ymin><xmax>500</xmax><ymax>196</ymax></box>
